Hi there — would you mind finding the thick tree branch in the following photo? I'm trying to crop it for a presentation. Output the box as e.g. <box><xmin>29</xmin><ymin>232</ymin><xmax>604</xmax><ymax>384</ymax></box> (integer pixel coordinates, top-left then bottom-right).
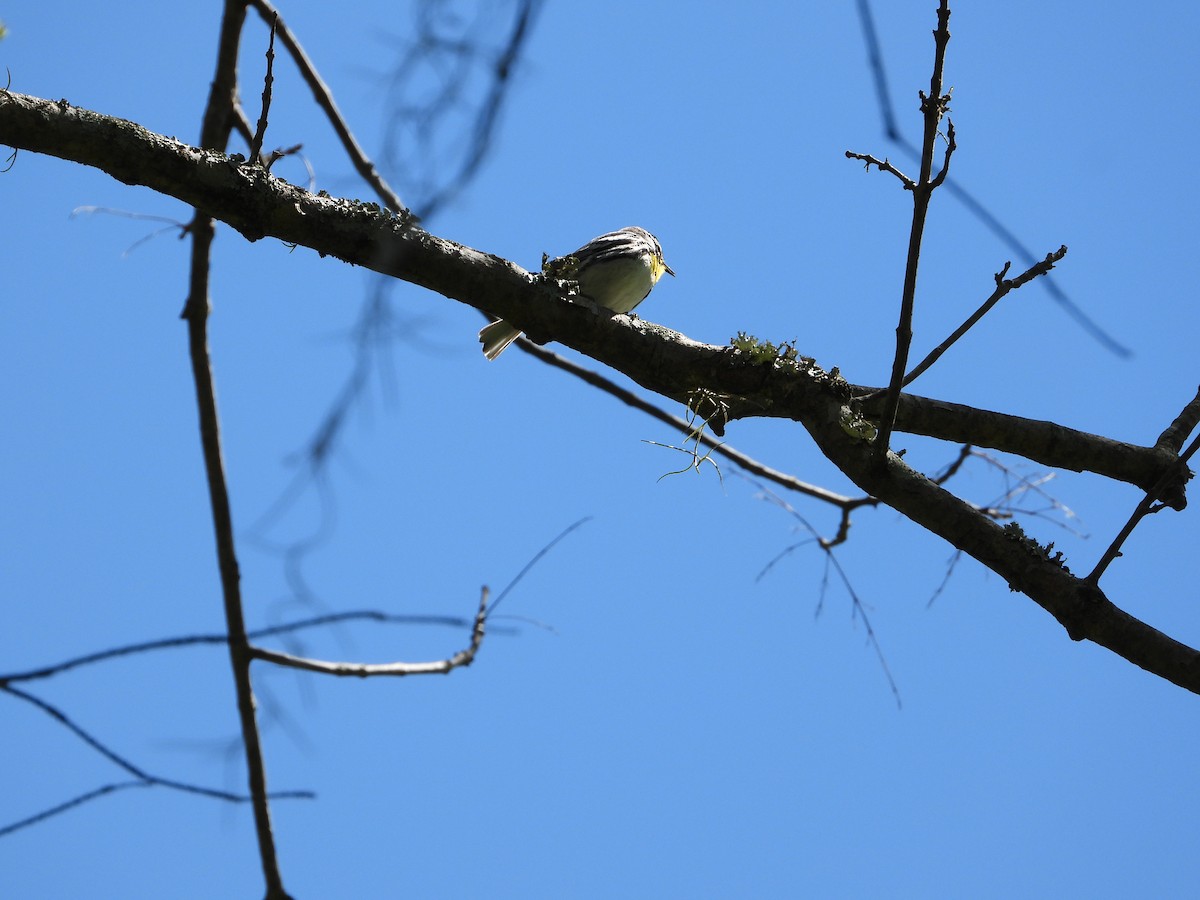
<box><xmin>4</xmin><ymin>90</ymin><xmax>1198</xmax><ymax>693</ymax></box>
<box><xmin>0</xmin><ymin>92</ymin><xmax>1183</xmax><ymax>486</ymax></box>
<box><xmin>855</xmin><ymin>389</ymin><xmax>1191</xmax><ymax>506</ymax></box>
<box><xmin>795</xmin><ymin>398</ymin><xmax>1200</xmax><ymax>695</ymax></box>
<box><xmin>0</xmin><ymin>91</ymin><xmax>1184</xmax><ymax>493</ymax></box>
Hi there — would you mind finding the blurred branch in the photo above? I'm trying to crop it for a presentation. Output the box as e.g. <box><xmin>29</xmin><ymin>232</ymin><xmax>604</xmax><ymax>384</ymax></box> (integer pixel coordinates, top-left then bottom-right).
<box><xmin>382</xmin><ymin>0</ymin><xmax>543</xmax><ymax>219</ymax></box>
<box><xmin>248</xmin><ymin>2</ymin><xmax>543</xmax><ymax>604</ymax></box>
<box><xmin>0</xmin><ymin>684</ymin><xmax>312</xmax><ymax>838</ymax></box>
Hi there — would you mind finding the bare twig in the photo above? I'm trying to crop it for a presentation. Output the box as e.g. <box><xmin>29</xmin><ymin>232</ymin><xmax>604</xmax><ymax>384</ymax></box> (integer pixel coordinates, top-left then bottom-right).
<box><xmin>926</xmin><ymin>549</ymin><xmax>964</xmax><ymax>607</ymax></box>
<box><xmin>970</xmin><ymin>451</ymin><xmax>1084</xmax><ymax>537</ymax></box>
<box><xmin>247</xmin><ymin>0</ymin><xmax>405</xmax><ymax>212</ymax></box>
<box><xmin>931</xmin><ymin>443</ymin><xmax>973</xmax><ymax>484</ymax></box>
<box><xmin>253</xmin><ymin>587</ymin><xmax>490</xmax><ymax>676</ymax></box>
<box><xmin>844</xmin><ymin>150</ymin><xmax>914</xmax><ymax>188</ymax></box>
<box><xmin>872</xmin><ymin>0</ymin><xmax>954</xmax><ymax>456</ymax></box>
<box><xmin>249</xmin><ymin>13</ymin><xmax>278</xmax><ymax>163</ymax></box>
<box><xmin>517</xmin><ymin>339</ymin><xmax>852</xmax><ymax>505</ymax></box>
<box><xmin>187</xmin><ymin>4</ymin><xmax>289</xmax><ymax>894</ymax></box>
<box><xmin>0</xmin><ymin>782</ymin><xmax>151</xmax><ymax>838</ymax></box>
<box><xmin>69</xmin><ymin>205</ymin><xmax>189</xmax><ymax>255</ymax></box>
<box><xmin>485</xmin><ymin>518</ymin><xmax>591</xmax><ymax>617</ymax></box>
<box><xmin>852</xmin><ymin>0</ymin><xmax>1130</xmax><ymax>358</ymax></box>
<box><xmin>0</xmin><ymin>610</ymin><xmax>516</xmax><ymax>685</ymax></box>
<box><xmin>1089</xmin><ymin>420</ymin><xmax>1200</xmax><ymax>584</ymax></box>
<box><xmin>900</xmin><ymin>245</ymin><xmax>1068</xmax><ymax>389</ymax></box>
<box><xmin>748</xmin><ymin>478</ymin><xmax>900</xmax><ymax>708</ymax></box>
<box><xmin>928</xmin><ymin>118</ymin><xmax>956</xmax><ymax>189</ymax></box>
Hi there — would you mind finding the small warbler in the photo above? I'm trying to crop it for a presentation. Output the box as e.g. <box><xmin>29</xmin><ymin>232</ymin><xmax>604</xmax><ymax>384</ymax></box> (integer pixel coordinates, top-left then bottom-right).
<box><xmin>479</xmin><ymin>226</ymin><xmax>674</xmax><ymax>360</ymax></box>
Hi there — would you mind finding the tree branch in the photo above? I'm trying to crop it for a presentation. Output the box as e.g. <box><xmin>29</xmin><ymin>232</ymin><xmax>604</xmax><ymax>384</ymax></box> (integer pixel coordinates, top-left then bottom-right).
<box><xmin>899</xmin><ymin>245</ymin><xmax>1067</xmax><ymax>390</ymax></box>
<box><xmin>0</xmin><ymin>91</ymin><xmax>1181</xmax><ymax>488</ymax></box>
<box><xmin>873</xmin><ymin>0</ymin><xmax>953</xmax><ymax>454</ymax></box>
<box><xmin>251</xmin><ymin>588</ymin><xmax>489</xmax><ymax>676</ymax></box>
<box><xmin>0</xmin><ymin>91</ymin><xmax>1183</xmax><ymax>491</ymax></box>
<box><xmin>187</xmin><ymin>7</ymin><xmax>291</xmax><ymax>890</ymax></box>
<box><xmin>246</xmin><ymin>0</ymin><xmax>406</xmax><ymax>213</ymax></box>
<box><xmin>795</xmin><ymin>397</ymin><xmax>1200</xmax><ymax>694</ymax></box>
<box><xmin>3</xmin><ymin>89</ymin><xmax>1197</xmax><ymax>693</ymax></box>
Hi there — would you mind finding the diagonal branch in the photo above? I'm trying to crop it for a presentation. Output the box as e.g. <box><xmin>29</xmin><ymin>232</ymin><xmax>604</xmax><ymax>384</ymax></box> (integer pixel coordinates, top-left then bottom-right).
<box><xmin>1088</xmin><ymin>390</ymin><xmax>1200</xmax><ymax>583</ymax></box>
<box><xmin>247</xmin><ymin>0</ymin><xmax>405</xmax><ymax>212</ymax></box>
<box><xmin>4</xmin><ymin>90</ymin><xmax>1197</xmax><ymax>692</ymax></box>
<box><xmin>900</xmin><ymin>245</ymin><xmax>1068</xmax><ymax>390</ymax></box>
<box><xmin>1156</xmin><ymin>385</ymin><xmax>1200</xmax><ymax>454</ymax></box>
<box><xmin>515</xmin><ymin>339</ymin><xmax>853</xmax><ymax>505</ymax></box>
<box><xmin>794</xmin><ymin>394</ymin><xmax>1200</xmax><ymax>695</ymax></box>
<box><xmin>0</xmin><ymin>91</ymin><xmax>1179</xmax><ymax>496</ymax></box>
<box><xmin>0</xmin><ymin>684</ymin><xmax>313</xmax><ymax>838</ymax></box>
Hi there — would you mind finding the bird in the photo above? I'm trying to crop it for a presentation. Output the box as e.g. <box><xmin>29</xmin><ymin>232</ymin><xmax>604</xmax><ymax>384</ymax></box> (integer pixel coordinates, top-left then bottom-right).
<box><xmin>479</xmin><ymin>226</ymin><xmax>674</xmax><ymax>360</ymax></box>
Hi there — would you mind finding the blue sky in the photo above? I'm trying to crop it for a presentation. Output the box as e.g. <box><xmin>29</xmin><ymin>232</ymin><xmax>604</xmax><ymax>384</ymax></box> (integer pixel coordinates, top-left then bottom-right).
<box><xmin>3</xmin><ymin>2</ymin><xmax>1199</xmax><ymax>896</ymax></box>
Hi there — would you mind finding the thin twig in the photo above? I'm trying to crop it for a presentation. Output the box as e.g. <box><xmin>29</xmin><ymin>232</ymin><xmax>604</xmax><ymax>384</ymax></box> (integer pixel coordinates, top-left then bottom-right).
<box><xmin>873</xmin><ymin>0</ymin><xmax>953</xmax><ymax>457</ymax></box>
<box><xmin>844</xmin><ymin>150</ymin><xmax>914</xmax><ymax>188</ymax></box>
<box><xmin>747</xmin><ymin>478</ymin><xmax>900</xmax><ymax>708</ymax></box>
<box><xmin>900</xmin><ymin>245</ymin><xmax>1067</xmax><ymax>389</ymax></box>
<box><xmin>926</xmin><ymin>549</ymin><xmax>964</xmax><ymax>608</ymax></box>
<box><xmin>931</xmin><ymin>443</ymin><xmax>973</xmax><ymax>485</ymax></box>
<box><xmin>0</xmin><ymin>610</ymin><xmax>517</xmax><ymax>684</ymax></box>
<box><xmin>852</xmin><ymin>0</ymin><xmax>1130</xmax><ymax>358</ymax></box>
<box><xmin>247</xmin><ymin>0</ymin><xmax>405</xmax><ymax>212</ymax></box>
<box><xmin>515</xmin><ymin>339</ymin><xmax>852</xmax><ymax>505</ymax></box>
<box><xmin>188</xmin><ymin>4</ymin><xmax>289</xmax><ymax>894</ymax></box>
<box><xmin>486</xmin><ymin>518</ymin><xmax>591</xmax><ymax>617</ymax></box>
<box><xmin>249</xmin><ymin>13</ymin><xmax>277</xmax><ymax>163</ymax></box>
<box><xmin>1088</xmin><ymin>428</ymin><xmax>1200</xmax><ymax>584</ymax></box>
<box><xmin>0</xmin><ymin>783</ymin><xmax>151</xmax><ymax>838</ymax></box>
<box><xmin>928</xmin><ymin>119</ymin><xmax>956</xmax><ymax>189</ymax></box>
<box><xmin>252</xmin><ymin>587</ymin><xmax>490</xmax><ymax>676</ymax></box>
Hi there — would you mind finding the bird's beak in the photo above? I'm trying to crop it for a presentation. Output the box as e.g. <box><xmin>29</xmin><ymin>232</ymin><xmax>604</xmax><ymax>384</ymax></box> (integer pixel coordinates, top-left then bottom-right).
<box><xmin>665</xmin><ymin>263</ymin><xmax>676</xmax><ymax>277</ymax></box>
